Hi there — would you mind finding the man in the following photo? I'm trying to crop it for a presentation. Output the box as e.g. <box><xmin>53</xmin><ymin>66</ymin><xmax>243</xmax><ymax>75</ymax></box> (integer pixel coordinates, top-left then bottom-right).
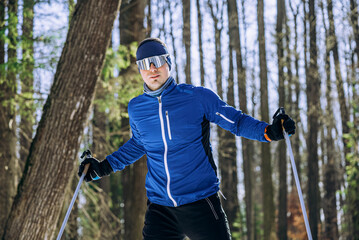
<box><xmin>78</xmin><ymin>38</ymin><xmax>295</xmax><ymax>240</ymax></box>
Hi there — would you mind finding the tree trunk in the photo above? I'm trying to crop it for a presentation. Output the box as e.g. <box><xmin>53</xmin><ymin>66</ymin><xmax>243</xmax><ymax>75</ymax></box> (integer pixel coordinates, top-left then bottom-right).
<box><xmin>328</xmin><ymin>1</ymin><xmax>357</xmax><ymax>236</ymax></box>
<box><xmin>119</xmin><ymin>1</ymin><xmax>147</xmax><ymax>239</ymax></box>
<box><xmin>257</xmin><ymin>0</ymin><xmax>275</xmax><ymax>238</ymax></box>
<box><xmin>159</xmin><ymin>0</ymin><xmax>165</xmax><ymax>39</ymax></box>
<box><xmin>222</xmin><ymin>44</ymin><xmax>240</xmax><ymax>234</ymax></box>
<box><xmin>348</xmin><ymin>32</ymin><xmax>359</xmax><ymax>238</ymax></box>
<box><xmin>208</xmin><ymin>0</ymin><xmax>223</xmax><ymax>97</ymax></box>
<box><xmin>109</xmin><ymin>156</ymin><xmax>124</xmax><ymax>238</ymax></box>
<box><xmin>182</xmin><ymin>0</ymin><xmax>191</xmax><ymax>84</ymax></box>
<box><xmin>289</xmin><ymin>1</ymin><xmax>302</xmax><ymax>187</ymax></box>
<box><xmin>307</xmin><ymin>0</ymin><xmax>320</xmax><ymax>238</ymax></box>
<box><xmin>60</xmin><ymin>3</ymin><xmax>79</xmax><ymax>239</ymax></box>
<box><xmin>2</xmin><ymin>0</ymin><xmax>121</xmax><ymax>239</ymax></box>
<box><xmin>236</xmin><ymin>1</ymin><xmax>256</xmax><ymax>238</ymax></box>
<box><xmin>93</xmin><ymin>82</ymin><xmax>113</xmax><ymax>238</ymax></box>
<box><xmin>108</xmin><ymin>117</ymin><xmax>124</xmax><ymax>239</ymax></box>
<box><xmin>197</xmin><ymin>0</ymin><xmax>205</xmax><ymax>86</ymax></box>
<box><xmin>146</xmin><ymin>0</ymin><xmax>152</xmax><ymax>37</ymax></box>
<box><xmin>93</xmin><ymin>103</ymin><xmax>111</xmax><ymax>194</ymax></box>
<box><xmin>350</xmin><ymin>0</ymin><xmax>359</xmax><ymax>68</ymax></box>
<box><xmin>0</xmin><ymin>0</ymin><xmax>4</xmax><ymax>67</ymax></box>
<box><xmin>20</xmin><ymin>0</ymin><xmax>35</xmax><ymax>171</ymax></box>
<box><xmin>94</xmin><ymin>51</ymin><xmax>112</xmax><ymax>193</ymax></box>
<box><xmin>322</xmin><ymin>14</ymin><xmax>339</xmax><ymax>238</ymax></box>
<box><xmin>121</xmin><ymin>154</ymin><xmax>147</xmax><ymax>240</ymax></box>
<box><xmin>166</xmin><ymin>0</ymin><xmax>180</xmax><ymax>82</ymax></box>
<box><xmin>0</xmin><ymin>0</ymin><xmax>19</xmax><ymax>237</ymax></box>
<box><xmin>227</xmin><ymin>0</ymin><xmax>253</xmax><ymax>237</ymax></box>
<box><xmin>327</xmin><ymin>0</ymin><xmax>349</xmax><ymax>164</ymax></box>
<box><xmin>209</xmin><ymin>0</ymin><xmax>240</xmax><ymax>232</ymax></box>
<box><xmin>120</xmin><ymin>104</ymin><xmax>146</xmax><ymax>240</ymax></box>
<box><xmin>276</xmin><ymin>0</ymin><xmax>287</xmax><ymax>239</ymax></box>
<box><xmin>350</xmin><ymin>41</ymin><xmax>359</xmax><ymax>152</ymax></box>
<box><xmin>248</xmin><ymin>57</ymin><xmax>261</xmax><ymax>239</ymax></box>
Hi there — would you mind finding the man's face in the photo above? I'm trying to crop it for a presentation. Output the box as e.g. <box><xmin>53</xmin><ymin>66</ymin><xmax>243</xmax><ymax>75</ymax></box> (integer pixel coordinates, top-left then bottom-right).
<box><xmin>140</xmin><ymin>62</ymin><xmax>170</xmax><ymax>91</ymax></box>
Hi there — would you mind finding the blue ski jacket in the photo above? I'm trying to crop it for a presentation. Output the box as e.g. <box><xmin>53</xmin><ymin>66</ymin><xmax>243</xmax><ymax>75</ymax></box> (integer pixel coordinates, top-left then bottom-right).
<box><xmin>106</xmin><ymin>80</ymin><xmax>269</xmax><ymax>207</ymax></box>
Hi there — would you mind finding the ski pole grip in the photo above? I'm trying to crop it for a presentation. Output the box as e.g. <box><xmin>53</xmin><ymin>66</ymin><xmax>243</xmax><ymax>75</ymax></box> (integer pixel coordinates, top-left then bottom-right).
<box><xmin>278</xmin><ymin>107</ymin><xmax>286</xmax><ymax>131</ymax></box>
<box><xmin>80</xmin><ymin>149</ymin><xmax>92</xmax><ymax>176</ymax></box>
<box><xmin>279</xmin><ymin>107</ymin><xmax>285</xmax><ymax>115</ymax></box>
<box><xmin>83</xmin><ymin>163</ymin><xmax>90</xmax><ymax>176</ymax></box>
<box><xmin>272</xmin><ymin>107</ymin><xmax>285</xmax><ymax>119</ymax></box>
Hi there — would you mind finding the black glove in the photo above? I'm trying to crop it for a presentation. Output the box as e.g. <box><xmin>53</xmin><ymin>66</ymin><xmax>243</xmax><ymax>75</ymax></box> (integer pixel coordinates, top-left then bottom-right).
<box><xmin>78</xmin><ymin>156</ymin><xmax>113</xmax><ymax>182</ymax></box>
<box><xmin>265</xmin><ymin>108</ymin><xmax>296</xmax><ymax>141</ymax></box>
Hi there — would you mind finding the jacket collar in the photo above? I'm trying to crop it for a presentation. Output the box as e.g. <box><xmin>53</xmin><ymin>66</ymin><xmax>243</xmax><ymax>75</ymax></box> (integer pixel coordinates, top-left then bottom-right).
<box><xmin>161</xmin><ymin>78</ymin><xmax>177</xmax><ymax>96</ymax></box>
<box><xmin>143</xmin><ymin>76</ymin><xmax>177</xmax><ymax>98</ymax></box>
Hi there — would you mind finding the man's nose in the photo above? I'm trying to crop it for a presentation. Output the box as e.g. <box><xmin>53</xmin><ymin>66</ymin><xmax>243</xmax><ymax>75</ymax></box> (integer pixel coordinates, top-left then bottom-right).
<box><xmin>149</xmin><ymin>63</ymin><xmax>158</xmax><ymax>71</ymax></box>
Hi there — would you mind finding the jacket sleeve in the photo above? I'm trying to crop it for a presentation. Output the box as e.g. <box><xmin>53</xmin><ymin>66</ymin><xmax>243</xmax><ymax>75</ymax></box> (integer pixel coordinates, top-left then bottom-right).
<box><xmin>198</xmin><ymin>87</ymin><xmax>270</xmax><ymax>142</ymax></box>
<box><xmin>106</xmin><ymin>117</ymin><xmax>146</xmax><ymax>172</ymax></box>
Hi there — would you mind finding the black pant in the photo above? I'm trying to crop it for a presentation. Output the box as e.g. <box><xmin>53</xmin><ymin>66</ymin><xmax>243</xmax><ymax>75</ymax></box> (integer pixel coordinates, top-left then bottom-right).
<box><xmin>142</xmin><ymin>193</ymin><xmax>232</xmax><ymax>240</ymax></box>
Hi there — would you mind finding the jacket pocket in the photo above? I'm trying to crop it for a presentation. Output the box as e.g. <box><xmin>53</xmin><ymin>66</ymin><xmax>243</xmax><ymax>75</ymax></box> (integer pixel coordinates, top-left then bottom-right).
<box><xmin>205</xmin><ymin>197</ymin><xmax>219</xmax><ymax>220</ymax></box>
<box><xmin>166</xmin><ymin>111</ymin><xmax>172</xmax><ymax>140</ymax></box>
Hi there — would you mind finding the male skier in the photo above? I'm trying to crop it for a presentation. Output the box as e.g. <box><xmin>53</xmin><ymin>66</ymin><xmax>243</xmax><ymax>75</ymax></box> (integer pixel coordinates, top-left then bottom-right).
<box><xmin>78</xmin><ymin>38</ymin><xmax>295</xmax><ymax>240</ymax></box>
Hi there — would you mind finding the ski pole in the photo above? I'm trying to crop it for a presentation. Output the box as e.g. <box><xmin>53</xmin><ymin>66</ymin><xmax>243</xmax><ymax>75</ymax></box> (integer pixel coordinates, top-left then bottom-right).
<box><xmin>56</xmin><ymin>151</ymin><xmax>92</xmax><ymax>240</ymax></box>
<box><xmin>279</xmin><ymin>108</ymin><xmax>312</xmax><ymax>240</ymax></box>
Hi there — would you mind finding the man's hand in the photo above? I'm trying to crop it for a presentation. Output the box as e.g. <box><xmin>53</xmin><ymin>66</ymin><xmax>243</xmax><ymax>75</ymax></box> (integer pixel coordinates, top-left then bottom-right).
<box><xmin>78</xmin><ymin>156</ymin><xmax>113</xmax><ymax>182</ymax></box>
<box><xmin>265</xmin><ymin>109</ymin><xmax>296</xmax><ymax>141</ymax></box>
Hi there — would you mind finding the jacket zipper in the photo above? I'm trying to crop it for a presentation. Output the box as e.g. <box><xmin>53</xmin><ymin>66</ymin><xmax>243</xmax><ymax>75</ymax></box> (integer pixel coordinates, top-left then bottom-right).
<box><xmin>216</xmin><ymin>112</ymin><xmax>235</xmax><ymax>124</ymax></box>
<box><xmin>158</xmin><ymin>97</ymin><xmax>177</xmax><ymax>207</ymax></box>
<box><xmin>165</xmin><ymin>111</ymin><xmax>172</xmax><ymax>140</ymax></box>
<box><xmin>205</xmin><ymin>197</ymin><xmax>219</xmax><ymax>220</ymax></box>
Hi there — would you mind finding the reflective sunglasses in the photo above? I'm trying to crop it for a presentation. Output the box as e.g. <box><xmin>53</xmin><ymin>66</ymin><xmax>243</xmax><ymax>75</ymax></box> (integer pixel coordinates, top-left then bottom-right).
<box><xmin>136</xmin><ymin>54</ymin><xmax>169</xmax><ymax>70</ymax></box>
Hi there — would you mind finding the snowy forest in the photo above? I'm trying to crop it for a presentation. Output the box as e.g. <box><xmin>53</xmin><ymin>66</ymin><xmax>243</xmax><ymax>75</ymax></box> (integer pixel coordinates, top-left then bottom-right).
<box><xmin>0</xmin><ymin>0</ymin><xmax>358</xmax><ymax>239</ymax></box>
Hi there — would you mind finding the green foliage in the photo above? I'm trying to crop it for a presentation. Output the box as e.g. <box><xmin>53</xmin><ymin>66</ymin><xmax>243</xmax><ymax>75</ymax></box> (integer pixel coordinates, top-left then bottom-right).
<box><xmin>255</xmin><ymin>203</ymin><xmax>264</xmax><ymax>239</ymax></box>
<box><xmin>231</xmin><ymin>209</ymin><xmax>244</xmax><ymax>240</ymax></box>
<box><xmin>77</xmin><ymin>181</ymin><xmax>122</xmax><ymax>239</ymax></box>
<box><xmin>79</xmin><ymin>43</ymin><xmax>143</xmax><ymax>239</ymax></box>
<box><xmin>101</xmin><ymin>42</ymin><xmax>137</xmax><ymax>80</ymax></box>
<box><xmin>7</xmin><ymin>11</ymin><xmax>18</xmax><ymax>47</ymax></box>
<box><xmin>94</xmin><ymin>42</ymin><xmax>143</xmax><ymax>123</ymax></box>
<box><xmin>343</xmin><ymin>102</ymin><xmax>359</xmax><ymax>237</ymax></box>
